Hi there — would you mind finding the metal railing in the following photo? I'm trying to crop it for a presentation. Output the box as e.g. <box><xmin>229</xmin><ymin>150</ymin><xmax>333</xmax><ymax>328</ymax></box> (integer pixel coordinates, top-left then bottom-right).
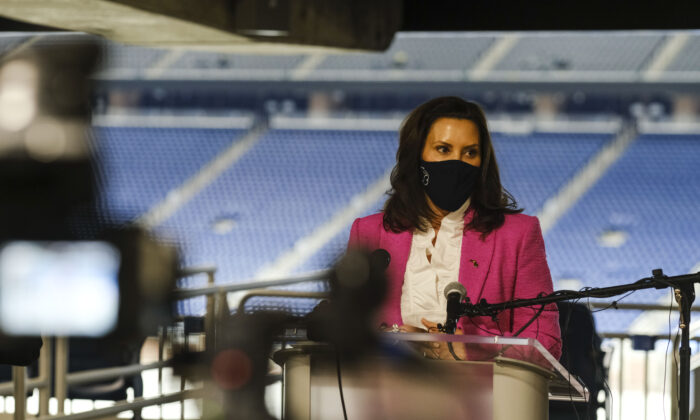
<box><xmin>36</xmin><ymin>389</ymin><xmax>205</xmax><ymax>420</ymax></box>
<box><xmin>172</xmin><ymin>269</ymin><xmax>329</xmax><ymax>299</ymax></box>
<box><xmin>599</xmin><ymin>332</ymin><xmax>691</xmax><ymax>420</ymax></box>
<box><xmin>2</xmin><ymin>266</ymin><xmax>329</xmax><ymax>419</ymax></box>
<box><xmin>3</xmin><ymin>338</ymin><xmax>52</xmax><ymax>417</ymax></box>
<box><xmin>588</xmin><ymin>302</ymin><xmax>700</xmax><ymax>312</ymax></box>
<box><xmin>5</xmin><ymin>334</ymin><xmax>182</xmax><ymax>420</ymax></box>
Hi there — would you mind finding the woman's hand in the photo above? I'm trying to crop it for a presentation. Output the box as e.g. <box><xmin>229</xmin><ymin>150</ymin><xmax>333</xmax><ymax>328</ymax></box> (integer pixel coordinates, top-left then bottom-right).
<box><xmin>420</xmin><ymin>318</ymin><xmax>467</xmax><ymax>360</ymax></box>
<box><xmin>379</xmin><ymin>321</ymin><xmax>467</xmax><ymax>360</ymax></box>
<box><xmin>397</xmin><ymin>324</ymin><xmax>426</xmax><ymax>333</ymax></box>
<box><xmin>388</xmin><ymin>323</ymin><xmax>441</xmax><ymax>358</ymax></box>
<box><xmin>379</xmin><ymin>323</ymin><xmax>426</xmax><ymax>333</ymax></box>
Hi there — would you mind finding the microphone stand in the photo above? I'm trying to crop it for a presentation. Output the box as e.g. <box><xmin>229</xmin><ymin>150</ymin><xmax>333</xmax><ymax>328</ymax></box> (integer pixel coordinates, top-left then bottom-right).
<box><xmin>453</xmin><ymin>268</ymin><xmax>699</xmax><ymax>420</ymax></box>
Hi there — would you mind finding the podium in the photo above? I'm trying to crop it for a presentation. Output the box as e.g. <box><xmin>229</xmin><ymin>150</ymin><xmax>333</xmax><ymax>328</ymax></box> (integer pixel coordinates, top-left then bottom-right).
<box><xmin>275</xmin><ymin>333</ymin><xmax>587</xmax><ymax>420</ymax></box>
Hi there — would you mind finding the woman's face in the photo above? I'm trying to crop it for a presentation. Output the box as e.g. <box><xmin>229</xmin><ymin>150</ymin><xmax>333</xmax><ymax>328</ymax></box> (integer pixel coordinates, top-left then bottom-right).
<box><xmin>421</xmin><ymin>117</ymin><xmax>481</xmax><ymax>167</ymax></box>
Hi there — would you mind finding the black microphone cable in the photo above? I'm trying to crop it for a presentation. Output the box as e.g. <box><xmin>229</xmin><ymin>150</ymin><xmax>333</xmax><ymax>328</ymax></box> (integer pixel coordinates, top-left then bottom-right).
<box><xmin>447</xmin><ymin>341</ymin><xmax>462</xmax><ymax>361</ymax></box>
<box><xmin>512</xmin><ymin>302</ymin><xmax>546</xmax><ymax>338</ymax></box>
<box><xmin>327</xmin><ymin>247</ymin><xmax>391</xmax><ymax>420</ymax></box>
<box><xmin>335</xmin><ymin>347</ymin><xmax>348</xmax><ymax>420</ymax></box>
<box><xmin>443</xmin><ymin>282</ymin><xmax>467</xmax><ymax>360</ymax></box>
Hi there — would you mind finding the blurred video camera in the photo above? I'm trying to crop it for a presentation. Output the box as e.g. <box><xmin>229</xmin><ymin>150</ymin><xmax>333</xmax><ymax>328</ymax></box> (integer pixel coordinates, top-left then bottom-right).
<box><xmin>0</xmin><ymin>39</ymin><xmax>178</xmax><ymax>345</ymax></box>
<box><xmin>172</xmin><ymin>247</ymin><xmax>389</xmax><ymax>419</ymax></box>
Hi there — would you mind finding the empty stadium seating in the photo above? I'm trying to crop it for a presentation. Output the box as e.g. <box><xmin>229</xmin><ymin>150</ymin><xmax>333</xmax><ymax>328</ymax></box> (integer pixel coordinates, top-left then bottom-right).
<box><xmin>90</xmin><ymin>115</ymin><xmax>700</xmax><ymax>336</ymax></box>
<box><xmin>665</xmin><ymin>34</ymin><xmax>700</xmax><ymax>72</ymax></box>
<box><xmin>494</xmin><ymin>33</ymin><xmax>665</xmax><ymax>72</ymax></box>
<box><xmin>18</xmin><ymin>33</ymin><xmax>167</xmax><ymax>76</ymax></box>
<box><xmin>164</xmin><ymin>51</ymin><xmax>305</xmax><ymax>76</ymax></box>
<box><xmin>6</xmin><ymin>31</ymin><xmax>695</xmax><ymax>83</ymax></box>
<box><xmin>95</xmin><ymin>42</ymin><xmax>166</xmax><ymax>73</ymax></box>
<box><xmin>314</xmin><ymin>33</ymin><xmax>494</xmax><ymax>74</ymax></box>
<box><xmin>545</xmin><ymin>133</ymin><xmax>700</xmax><ymax>331</ymax></box>
<box><xmin>493</xmin><ymin>131</ymin><xmax>613</xmax><ymax>213</ymax></box>
<box><xmin>94</xmin><ymin>126</ymin><xmax>246</xmax><ymax>223</ymax></box>
<box><xmin>157</xmin><ymin>129</ymin><xmax>398</xmax><ymax>314</ymax></box>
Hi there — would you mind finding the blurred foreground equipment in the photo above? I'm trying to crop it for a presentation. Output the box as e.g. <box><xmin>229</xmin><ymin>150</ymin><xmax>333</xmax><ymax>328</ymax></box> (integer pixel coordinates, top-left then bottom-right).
<box><xmin>0</xmin><ymin>39</ymin><xmax>179</xmax><ymax>344</ymax></box>
<box><xmin>0</xmin><ymin>0</ymin><xmax>697</xmax><ymax>50</ymax></box>
<box><xmin>173</xmin><ymin>247</ymin><xmax>389</xmax><ymax>419</ymax></box>
<box><xmin>0</xmin><ymin>0</ymin><xmax>401</xmax><ymax>51</ymax></box>
<box><xmin>306</xmin><ymin>248</ymin><xmax>389</xmax><ymax>358</ymax></box>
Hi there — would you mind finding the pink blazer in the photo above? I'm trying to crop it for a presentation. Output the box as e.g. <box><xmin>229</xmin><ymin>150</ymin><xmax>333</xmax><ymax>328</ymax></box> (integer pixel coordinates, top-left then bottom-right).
<box><xmin>348</xmin><ymin>209</ymin><xmax>562</xmax><ymax>360</ymax></box>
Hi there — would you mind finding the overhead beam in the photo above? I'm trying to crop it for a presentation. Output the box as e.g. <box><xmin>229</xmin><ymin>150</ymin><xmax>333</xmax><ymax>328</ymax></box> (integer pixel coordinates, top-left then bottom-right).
<box><xmin>0</xmin><ymin>0</ymin><xmax>401</xmax><ymax>52</ymax></box>
<box><xmin>401</xmin><ymin>2</ymin><xmax>700</xmax><ymax>31</ymax></box>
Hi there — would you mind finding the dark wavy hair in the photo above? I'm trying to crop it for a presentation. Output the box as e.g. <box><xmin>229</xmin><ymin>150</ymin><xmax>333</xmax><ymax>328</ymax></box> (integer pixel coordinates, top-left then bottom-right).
<box><xmin>383</xmin><ymin>96</ymin><xmax>522</xmax><ymax>237</ymax></box>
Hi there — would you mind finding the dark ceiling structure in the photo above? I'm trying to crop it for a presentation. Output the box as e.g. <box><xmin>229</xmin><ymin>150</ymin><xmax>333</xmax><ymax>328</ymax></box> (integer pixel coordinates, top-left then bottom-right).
<box><xmin>0</xmin><ymin>1</ymin><xmax>698</xmax><ymax>52</ymax></box>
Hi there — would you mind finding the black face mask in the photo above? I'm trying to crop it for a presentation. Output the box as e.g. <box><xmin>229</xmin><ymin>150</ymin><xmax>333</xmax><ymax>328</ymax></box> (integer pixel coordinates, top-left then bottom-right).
<box><xmin>419</xmin><ymin>160</ymin><xmax>479</xmax><ymax>212</ymax></box>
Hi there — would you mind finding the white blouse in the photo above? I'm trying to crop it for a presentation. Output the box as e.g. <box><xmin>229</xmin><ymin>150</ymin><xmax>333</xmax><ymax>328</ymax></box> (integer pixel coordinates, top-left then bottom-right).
<box><xmin>400</xmin><ymin>199</ymin><xmax>470</xmax><ymax>330</ymax></box>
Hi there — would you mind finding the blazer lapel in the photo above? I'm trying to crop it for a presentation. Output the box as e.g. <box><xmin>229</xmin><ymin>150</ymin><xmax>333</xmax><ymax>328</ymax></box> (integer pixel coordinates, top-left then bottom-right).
<box><xmin>460</xmin><ymin>210</ymin><xmax>495</xmax><ymax>303</ymax></box>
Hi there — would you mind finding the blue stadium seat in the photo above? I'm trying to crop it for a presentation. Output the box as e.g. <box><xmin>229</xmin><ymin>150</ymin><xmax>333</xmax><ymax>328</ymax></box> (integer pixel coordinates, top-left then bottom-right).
<box><xmin>316</xmin><ymin>33</ymin><xmax>494</xmax><ymax>72</ymax></box>
<box><xmin>96</xmin><ymin>41</ymin><xmax>166</xmax><ymax>71</ymax></box>
<box><xmin>172</xmin><ymin>52</ymin><xmax>304</xmax><ymax>70</ymax></box>
<box><xmin>94</xmin><ymin>127</ymin><xmax>245</xmax><ymax>223</ymax></box>
<box><xmin>28</xmin><ymin>33</ymin><xmax>166</xmax><ymax>76</ymax></box>
<box><xmin>495</xmin><ymin>33</ymin><xmax>665</xmax><ymax>72</ymax></box>
<box><xmin>159</xmin><ymin>129</ymin><xmax>397</xmax><ymax>314</ymax></box>
<box><xmin>666</xmin><ymin>35</ymin><xmax>700</xmax><ymax>72</ymax></box>
<box><xmin>545</xmin><ymin>134</ymin><xmax>700</xmax><ymax>332</ymax></box>
<box><xmin>292</xmin><ymin>194</ymin><xmax>387</xmax><ymax>275</ymax></box>
<box><xmin>493</xmin><ymin>131</ymin><xmax>613</xmax><ymax>215</ymax></box>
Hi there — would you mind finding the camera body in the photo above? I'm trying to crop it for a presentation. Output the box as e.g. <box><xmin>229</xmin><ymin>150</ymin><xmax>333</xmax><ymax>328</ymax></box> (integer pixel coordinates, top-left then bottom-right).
<box><xmin>0</xmin><ymin>39</ymin><xmax>178</xmax><ymax>346</ymax></box>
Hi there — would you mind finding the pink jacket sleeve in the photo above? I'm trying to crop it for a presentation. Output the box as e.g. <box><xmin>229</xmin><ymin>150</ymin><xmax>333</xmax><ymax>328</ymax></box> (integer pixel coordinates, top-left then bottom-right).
<box><xmin>347</xmin><ymin>217</ymin><xmax>379</xmax><ymax>250</ymax></box>
<box><xmin>509</xmin><ymin>219</ymin><xmax>562</xmax><ymax>360</ymax></box>
<box><xmin>348</xmin><ymin>218</ymin><xmax>361</xmax><ymax>248</ymax></box>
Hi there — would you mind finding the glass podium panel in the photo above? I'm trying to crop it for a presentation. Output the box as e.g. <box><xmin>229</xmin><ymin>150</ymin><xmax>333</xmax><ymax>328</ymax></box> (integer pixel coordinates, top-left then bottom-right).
<box><xmin>380</xmin><ymin>332</ymin><xmax>588</xmax><ymax>402</ymax></box>
<box><xmin>276</xmin><ymin>334</ymin><xmax>587</xmax><ymax>420</ymax></box>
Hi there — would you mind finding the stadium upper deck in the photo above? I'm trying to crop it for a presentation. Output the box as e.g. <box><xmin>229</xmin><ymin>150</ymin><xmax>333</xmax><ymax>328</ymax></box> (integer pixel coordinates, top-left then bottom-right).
<box><xmin>3</xmin><ymin>31</ymin><xmax>700</xmax><ymax>85</ymax></box>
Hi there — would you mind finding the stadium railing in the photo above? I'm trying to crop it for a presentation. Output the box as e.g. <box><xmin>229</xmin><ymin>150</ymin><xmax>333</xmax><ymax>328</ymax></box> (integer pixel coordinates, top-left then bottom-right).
<box><xmin>1</xmin><ymin>266</ymin><xmax>328</xmax><ymax>419</ymax></box>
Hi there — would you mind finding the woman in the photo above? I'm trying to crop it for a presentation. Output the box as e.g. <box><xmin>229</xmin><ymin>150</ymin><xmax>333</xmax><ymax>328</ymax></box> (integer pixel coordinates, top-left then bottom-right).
<box><xmin>348</xmin><ymin>96</ymin><xmax>561</xmax><ymax>360</ymax></box>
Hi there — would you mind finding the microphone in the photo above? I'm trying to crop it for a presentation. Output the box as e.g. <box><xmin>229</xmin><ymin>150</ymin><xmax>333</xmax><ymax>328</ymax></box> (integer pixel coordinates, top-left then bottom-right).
<box><xmin>443</xmin><ymin>281</ymin><xmax>467</xmax><ymax>334</ymax></box>
<box><xmin>369</xmin><ymin>248</ymin><xmax>391</xmax><ymax>271</ymax></box>
<box><xmin>366</xmin><ymin>248</ymin><xmax>390</xmax><ymax>309</ymax></box>
<box><xmin>308</xmin><ymin>247</ymin><xmax>390</xmax><ymax>357</ymax></box>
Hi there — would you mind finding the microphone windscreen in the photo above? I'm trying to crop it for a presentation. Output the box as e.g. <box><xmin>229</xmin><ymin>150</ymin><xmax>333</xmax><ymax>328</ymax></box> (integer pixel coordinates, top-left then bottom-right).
<box><xmin>369</xmin><ymin>248</ymin><xmax>391</xmax><ymax>271</ymax></box>
<box><xmin>443</xmin><ymin>281</ymin><xmax>466</xmax><ymax>299</ymax></box>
